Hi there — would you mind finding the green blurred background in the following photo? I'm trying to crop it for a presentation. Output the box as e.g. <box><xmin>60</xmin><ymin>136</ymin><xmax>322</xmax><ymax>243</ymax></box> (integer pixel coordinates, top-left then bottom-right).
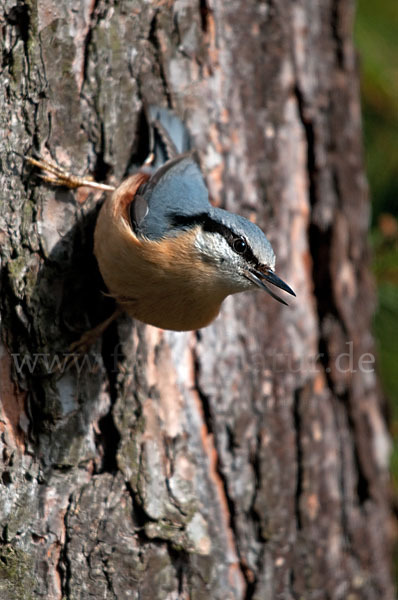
<box><xmin>355</xmin><ymin>0</ymin><xmax>398</xmax><ymax>583</ymax></box>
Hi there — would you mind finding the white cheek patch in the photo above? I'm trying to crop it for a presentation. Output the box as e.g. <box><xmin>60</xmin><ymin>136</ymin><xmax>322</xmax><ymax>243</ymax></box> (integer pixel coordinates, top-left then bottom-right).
<box><xmin>194</xmin><ymin>229</ymin><xmax>253</xmax><ymax>291</ymax></box>
<box><xmin>194</xmin><ymin>230</ymin><xmax>231</xmax><ymax>264</ymax></box>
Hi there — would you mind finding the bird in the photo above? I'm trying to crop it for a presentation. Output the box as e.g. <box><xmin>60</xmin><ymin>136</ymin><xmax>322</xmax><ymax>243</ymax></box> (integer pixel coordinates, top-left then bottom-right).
<box><xmin>26</xmin><ymin>106</ymin><xmax>295</xmax><ymax>336</ymax></box>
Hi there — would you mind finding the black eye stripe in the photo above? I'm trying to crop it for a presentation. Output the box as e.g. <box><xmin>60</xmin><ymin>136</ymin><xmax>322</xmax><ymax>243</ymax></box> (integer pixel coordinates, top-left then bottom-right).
<box><xmin>170</xmin><ymin>212</ymin><xmax>259</xmax><ymax>267</ymax></box>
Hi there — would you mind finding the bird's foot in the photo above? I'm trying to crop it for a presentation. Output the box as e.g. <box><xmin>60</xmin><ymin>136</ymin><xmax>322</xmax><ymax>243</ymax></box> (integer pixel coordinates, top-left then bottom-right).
<box><xmin>70</xmin><ymin>308</ymin><xmax>122</xmax><ymax>352</ymax></box>
<box><xmin>57</xmin><ymin>308</ymin><xmax>123</xmax><ymax>373</ymax></box>
<box><xmin>25</xmin><ymin>155</ymin><xmax>116</xmax><ymax>192</ymax></box>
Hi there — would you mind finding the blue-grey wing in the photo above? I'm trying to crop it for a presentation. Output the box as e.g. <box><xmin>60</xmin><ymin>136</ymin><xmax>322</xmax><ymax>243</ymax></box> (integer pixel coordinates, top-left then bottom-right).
<box><xmin>131</xmin><ymin>154</ymin><xmax>211</xmax><ymax>240</ymax></box>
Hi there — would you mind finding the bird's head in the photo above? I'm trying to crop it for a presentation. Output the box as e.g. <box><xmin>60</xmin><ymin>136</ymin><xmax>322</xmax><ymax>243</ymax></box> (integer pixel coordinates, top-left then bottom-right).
<box><xmin>131</xmin><ymin>154</ymin><xmax>295</xmax><ymax>304</ymax></box>
<box><xmin>169</xmin><ymin>207</ymin><xmax>295</xmax><ymax>304</ymax></box>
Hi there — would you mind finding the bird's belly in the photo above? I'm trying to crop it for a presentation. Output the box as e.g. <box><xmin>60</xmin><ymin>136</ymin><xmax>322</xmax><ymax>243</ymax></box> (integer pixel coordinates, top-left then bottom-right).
<box><xmin>94</xmin><ymin>194</ymin><xmax>228</xmax><ymax>330</ymax></box>
<box><xmin>120</xmin><ymin>290</ymin><xmax>223</xmax><ymax>331</ymax></box>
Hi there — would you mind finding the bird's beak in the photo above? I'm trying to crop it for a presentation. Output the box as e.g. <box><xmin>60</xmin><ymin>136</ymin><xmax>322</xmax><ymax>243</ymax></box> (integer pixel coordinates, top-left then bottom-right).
<box><xmin>244</xmin><ymin>268</ymin><xmax>296</xmax><ymax>306</ymax></box>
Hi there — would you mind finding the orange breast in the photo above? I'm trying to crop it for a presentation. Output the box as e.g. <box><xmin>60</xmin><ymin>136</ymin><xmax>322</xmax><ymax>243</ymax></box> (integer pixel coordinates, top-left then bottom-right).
<box><xmin>94</xmin><ymin>174</ymin><xmax>228</xmax><ymax>330</ymax></box>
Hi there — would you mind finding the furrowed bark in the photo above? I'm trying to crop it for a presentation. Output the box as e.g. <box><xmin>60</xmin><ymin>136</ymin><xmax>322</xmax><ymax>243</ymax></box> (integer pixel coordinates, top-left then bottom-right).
<box><xmin>0</xmin><ymin>1</ymin><xmax>393</xmax><ymax>598</ymax></box>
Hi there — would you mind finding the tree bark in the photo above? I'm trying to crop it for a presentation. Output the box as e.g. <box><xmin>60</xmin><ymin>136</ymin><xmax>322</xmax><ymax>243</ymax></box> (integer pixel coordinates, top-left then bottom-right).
<box><xmin>0</xmin><ymin>0</ymin><xmax>393</xmax><ymax>599</ymax></box>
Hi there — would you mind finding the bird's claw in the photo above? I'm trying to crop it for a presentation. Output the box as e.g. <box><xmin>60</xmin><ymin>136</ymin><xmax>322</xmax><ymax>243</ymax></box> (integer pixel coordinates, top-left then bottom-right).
<box><xmin>25</xmin><ymin>155</ymin><xmax>115</xmax><ymax>192</ymax></box>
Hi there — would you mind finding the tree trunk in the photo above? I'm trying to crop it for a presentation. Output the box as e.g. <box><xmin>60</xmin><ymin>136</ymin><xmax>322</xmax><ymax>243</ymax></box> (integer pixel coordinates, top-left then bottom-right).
<box><xmin>0</xmin><ymin>1</ymin><xmax>393</xmax><ymax>598</ymax></box>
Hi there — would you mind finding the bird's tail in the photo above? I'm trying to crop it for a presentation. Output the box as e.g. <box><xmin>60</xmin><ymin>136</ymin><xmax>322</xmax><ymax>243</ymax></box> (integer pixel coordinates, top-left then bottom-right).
<box><xmin>146</xmin><ymin>104</ymin><xmax>192</xmax><ymax>168</ymax></box>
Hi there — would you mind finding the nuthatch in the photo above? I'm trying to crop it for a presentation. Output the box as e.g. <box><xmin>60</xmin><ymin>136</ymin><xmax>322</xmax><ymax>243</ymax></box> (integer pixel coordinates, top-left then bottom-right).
<box><xmin>27</xmin><ymin>107</ymin><xmax>295</xmax><ymax>333</ymax></box>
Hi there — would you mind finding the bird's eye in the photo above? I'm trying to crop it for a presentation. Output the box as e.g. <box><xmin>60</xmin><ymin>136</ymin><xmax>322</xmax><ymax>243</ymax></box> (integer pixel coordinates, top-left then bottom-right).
<box><xmin>233</xmin><ymin>237</ymin><xmax>247</xmax><ymax>254</ymax></box>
